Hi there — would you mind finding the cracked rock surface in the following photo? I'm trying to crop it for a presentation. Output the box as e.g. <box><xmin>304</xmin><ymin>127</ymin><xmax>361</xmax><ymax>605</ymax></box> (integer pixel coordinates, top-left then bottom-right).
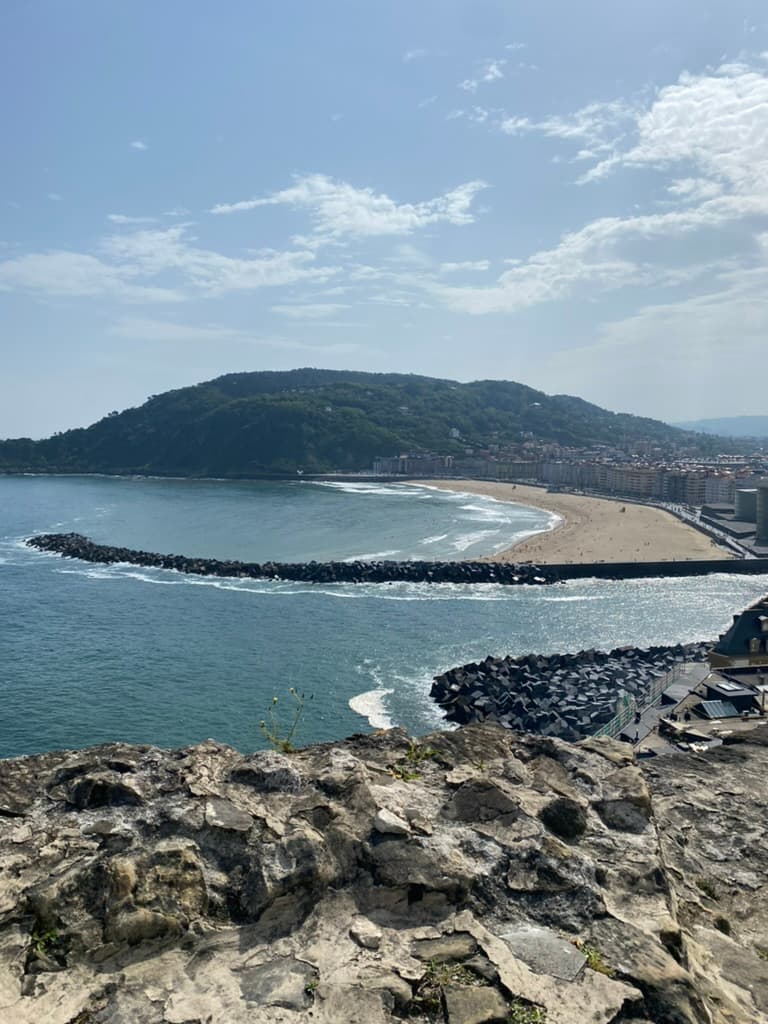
<box><xmin>1</xmin><ymin>722</ymin><xmax>766</xmax><ymax>1023</ymax></box>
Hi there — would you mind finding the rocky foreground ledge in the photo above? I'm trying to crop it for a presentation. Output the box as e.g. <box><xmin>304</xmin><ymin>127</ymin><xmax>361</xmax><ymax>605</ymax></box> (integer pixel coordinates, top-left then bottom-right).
<box><xmin>2</xmin><ymin>724</ymin><xmax>768</xmax><ymax>1023</ymax></box>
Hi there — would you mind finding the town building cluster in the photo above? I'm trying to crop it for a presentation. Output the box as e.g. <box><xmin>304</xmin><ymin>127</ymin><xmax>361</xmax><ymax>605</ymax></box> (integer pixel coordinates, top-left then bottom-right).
<box><xmin>375</xmin><ymin>441</ymin><xmax>767</xmax><ymax>505</ymax></box>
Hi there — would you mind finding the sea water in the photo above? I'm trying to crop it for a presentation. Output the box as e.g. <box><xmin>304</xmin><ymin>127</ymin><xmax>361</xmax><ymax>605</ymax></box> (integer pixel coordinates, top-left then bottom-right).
<box><xmin>1</xmin><ymin>474</ymin><xmax>766</xmax><ymax>759</ymax></box>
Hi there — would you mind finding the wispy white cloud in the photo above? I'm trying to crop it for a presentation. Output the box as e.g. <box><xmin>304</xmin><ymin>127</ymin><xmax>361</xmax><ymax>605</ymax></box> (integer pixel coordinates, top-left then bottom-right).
<box><xmin>426</xmin><ymin>195</ymin><xmax>766</xmax><ymax>314</ymax></box>
<box><xmin>440</xmin><ymin>260</ymin><xmax>490</xmax><ymax>273</ymax></box>
<box><xmin>108</xmin><ymin>316</ymin><xmax>365</xmax><ymax>355</ymax></box>
<box><xmin>538</xmin><ymin>265</ymin><xmax>768</xmax><ymax>417</ymax></box>
<box><xmin>210</xmin><ymin>173</ymin><xmax>487</xmax><ymax>240</ymax></box>
<box><xmin>129</xmin><ymin>140</ymin><xmax>148</xmax><ymax>150</ymax></box>
<box><xmin>163</xmin><ymin>207</ymin><xmax>190</xmax><ymax>217</ymax></box>
<box><xmin>107</xmin><ymin>213</ymin><xmax>158</xmax><ymax>225</ymax></box>
<box><xmin>483</xmin><ymin>60</ymin><xmax>505</xmax><ymax>82</ymax></box>
<box><xmin>666</xmin><ymin>178</ymin><xmax>723</xmax><ymax>202</ymax></box>
<box><xmin>403</xmin><ymin>48</ymin><xmax>430</xmax><ymax>62</ymax></box>
<box><xmin>417</xmin><ymin>95</ymin><xmax>438</xmax><ymax>109</ymax></box>
<box><xmin>0</xmin><ymin>224</ymin><xmax>338</xmax><ymax>303</ymax></box>
<box><xmin>109</xmin><ymin>318</ymin><xmax>252</xmax><ymax>343</ymax></box>
<box><xmin>102</xmin><ymin>225</ymin><xmax>338</xmax><ymax>295</ymax></box>
<box><xmin>0</xmin><ymin>251</ymin><xmax>183</xmax><ymax>302</ymax></box>
<box><xmin>270</xmin><ymin>303</ymin><xmax>350</xmax><ymax>319</ymax></box>
<box><xmin>385</xmin><ymin>243</ymin><xmax>432</xmax><ymax>267</ymax></box>
<box><xmin>500</xmin><ymin>99</ymin><xmax>637</xmax><ymax>157</ymax></box>
<box><xmin>458</xmin><ymin>58</ymin><xmax>506</xmax><ymax>94</ymax></box>
<box><xmin>47</xmin><ymin>192</ymin><xmax>62</xmax><ymax>201</ymax></box>
<box><xmin>581</xmin><ymin>63</ymin><xmax>768</xmax><ymax>192</ymax></box>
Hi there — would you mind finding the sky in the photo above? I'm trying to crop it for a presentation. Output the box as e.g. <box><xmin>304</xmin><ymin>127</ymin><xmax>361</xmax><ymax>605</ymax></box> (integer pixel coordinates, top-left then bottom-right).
<box><xmin>2</xmin><ymin>1</ymin><xmax>768</xmax><ymax>437</ymax></box>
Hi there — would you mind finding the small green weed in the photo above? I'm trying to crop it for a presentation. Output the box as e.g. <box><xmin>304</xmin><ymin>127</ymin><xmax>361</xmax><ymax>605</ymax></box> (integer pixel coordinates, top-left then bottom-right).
<box><xmin>755</xmin><ymin>945</ymin><xmax>768</xmax><ymax>961</ymax></box>
<box><xmin>31</xmin><ymin>927</ymin><xmax>60</xmax><ymax>957</ymax></box>
<box><xmin>388</xmin><ymin>740</ymin><xmax>438</xmax><ymax>782</ymax></box>
<box><xmin>695</xmin><ymin>877</ymin><xmax>719</xmax><ymax>901</ymax></box>
<box><xmin>405</xmin><ymin>740</ymin><xmax>438</xmax><ymax>766</ymax></box>
<box><xmin>411</xmin><ymin>959</ymin><xmax>483</xmax><ymax>1016</ymax></box>
<box><xmin>304</xmin><ymin>974</ymin><xmax>319</xmax><ymax>996</ymax></box>
<box><xmin>508</xmin><ymin>1000</ymin><xmax>548</xmax><ymax>1024</ymax></box>
<box><xmin>27</xmin><ymin>925</ymin><xmax>68</xmax><ymax>971</ymax></box>
<box><xmin>259</xmin><ymin>688</ymin><xmax>312</xmax><ymax>753</ymax></box>
<box><xmin>580</xmin><ymin>943</ymin><xmax>615</xmax><ymax>977</ymax></box>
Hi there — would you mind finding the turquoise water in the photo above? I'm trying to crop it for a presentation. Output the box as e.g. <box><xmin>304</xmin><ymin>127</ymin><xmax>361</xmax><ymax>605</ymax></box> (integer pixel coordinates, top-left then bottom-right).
<box><xmin>2</xmin><ymin>474</ymin><xmax>767</xmax><ymax>759</ymax></box>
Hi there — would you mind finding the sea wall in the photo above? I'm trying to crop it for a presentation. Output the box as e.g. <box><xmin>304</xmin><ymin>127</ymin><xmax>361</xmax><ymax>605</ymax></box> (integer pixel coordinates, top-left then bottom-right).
<box><xmin>544</xmin><ymin>557</ymin><xmax>768</xmax><ymax>580</ymax></box>
<box><xmin>25</xmin><ymin>532</ymin><xmax>768</xmax><ymax>586</ymax></box>
<box><xmin>430</xmin><ymin>642</ymin><xmax>711</xmax><ymax>741</ymax></box>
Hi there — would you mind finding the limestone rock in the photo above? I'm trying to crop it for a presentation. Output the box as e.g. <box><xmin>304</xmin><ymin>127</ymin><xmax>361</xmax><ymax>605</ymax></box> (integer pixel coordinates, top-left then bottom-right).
<box><xmin>66</xmin><ymin>770</ymin><xmax>143</xmax><ymax>810</ymax></box>
<box><xmin>443</xmin><ymin>984</ymin><xmax>509</xmax><ymax>1023</ymax></box>
<box><xmin>411</xmin><ymin>933</ymin><xmax>478</xmax><ymax>962</ymax></box>
<box><xmin>373</xmin><ymin>808</ymin><xmax>410</xmax><ymax>835</ymax></box>
<box><xmin>230</xmin><ymin>750</ymin><xmax>304</xmax><ymax>792</ymax></box>
<box><xmin>594</xmin><ymin>765</ymin><xmax>652</xmax><ymax>833</ymax></box>
<box><xmin>238</xmin><ymin>957</ymin><xmax>315</xmax><ymax>1009</ymax></box>
<box><xmin>0</xmin><ymin>722</ymin><xmax>766</xmax><ymax>1023</ymax></box>
<box><xmin>538</xmin><ymin>796</ymin><xmax>588</xmax><ymax>840</ymax></box>
<box><xmin>349</xmin><ymin>918</ymin><xmax>383</xmax><ymax>950</ymax></box>
<box><xmin>205</xmin><ymin>797</ymin><xmax>253</xmax><ymax>832</ymax></box>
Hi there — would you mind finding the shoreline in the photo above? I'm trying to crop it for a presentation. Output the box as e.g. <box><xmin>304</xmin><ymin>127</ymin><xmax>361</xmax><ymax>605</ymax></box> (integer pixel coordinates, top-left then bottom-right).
<box><xmin>414</xmin><ymin>479</ymin><xmax>734</xmax><ymax>565</ymax></box>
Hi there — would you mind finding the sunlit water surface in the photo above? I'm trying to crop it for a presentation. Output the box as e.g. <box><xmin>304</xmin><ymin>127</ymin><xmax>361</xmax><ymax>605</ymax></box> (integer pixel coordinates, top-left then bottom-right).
<box><xmin>1</xmin><ymin>474</ymin><xmax>766</xmax><ymax>758</ymax></box>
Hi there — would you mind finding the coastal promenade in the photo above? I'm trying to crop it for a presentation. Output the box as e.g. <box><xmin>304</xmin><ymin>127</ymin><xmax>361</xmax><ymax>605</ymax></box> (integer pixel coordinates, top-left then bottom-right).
<box><xmin>415</xmin><ymin>479</ymin><xmax>734</xmax><ymax>564</ymax></box>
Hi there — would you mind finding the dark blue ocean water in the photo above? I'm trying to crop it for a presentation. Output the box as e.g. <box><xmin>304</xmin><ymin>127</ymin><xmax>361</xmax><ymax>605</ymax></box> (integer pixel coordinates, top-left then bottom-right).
<box><xmin>2</xmin><ymin>474</ymin><xmax>767</xmax><ymax>759</ymax></box>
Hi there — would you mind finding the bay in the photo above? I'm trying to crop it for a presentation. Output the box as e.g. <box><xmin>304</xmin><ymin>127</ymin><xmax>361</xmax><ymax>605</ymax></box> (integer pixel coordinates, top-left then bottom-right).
<box><xmin>1</xmin><ymin>474</ymin><xmax>767</xmax><ymax>759</ymax></box>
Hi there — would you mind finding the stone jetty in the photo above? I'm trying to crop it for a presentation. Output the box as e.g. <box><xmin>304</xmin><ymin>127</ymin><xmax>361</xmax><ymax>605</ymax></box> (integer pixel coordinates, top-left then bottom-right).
<box><xmin>27</xmin><ymin>532</ymin><xmax>768</xmax><ymax>586</ymax></box>
<box><xmin>431</xmin><ymin>641</ymin><xmax>711</xmax><ymax>741</ymax></box>
<box><xmin>26</xmin><ymin>532</ymin><xmax>555</xmax><ymax>585</ymax></box>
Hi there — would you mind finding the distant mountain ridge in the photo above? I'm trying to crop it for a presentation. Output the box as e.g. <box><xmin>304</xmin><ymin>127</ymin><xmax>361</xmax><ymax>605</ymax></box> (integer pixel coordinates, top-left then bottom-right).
<box><xmin>675</xmin><ymin>416</ymin><xmax>768</xmax><ymax>439</ymax></box>
<box><xmin>0</xmin><ymin>367</ymin><xmax>725</xmax><ymax>477</ymax></box>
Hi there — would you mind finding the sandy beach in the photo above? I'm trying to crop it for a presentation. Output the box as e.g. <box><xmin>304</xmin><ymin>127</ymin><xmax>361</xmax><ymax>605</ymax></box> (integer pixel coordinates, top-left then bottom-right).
<box><xmin>415</xmin><ymin>480</ymin><xmax>734</xmax><ymax>564</ymax></box>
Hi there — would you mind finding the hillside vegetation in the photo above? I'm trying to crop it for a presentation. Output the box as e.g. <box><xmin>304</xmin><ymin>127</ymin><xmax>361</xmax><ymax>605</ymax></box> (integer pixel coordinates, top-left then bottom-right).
<box><xmin>0</xmin><ymin>368</ymin><xmax>717</xmax><ymax>476</ymax></box>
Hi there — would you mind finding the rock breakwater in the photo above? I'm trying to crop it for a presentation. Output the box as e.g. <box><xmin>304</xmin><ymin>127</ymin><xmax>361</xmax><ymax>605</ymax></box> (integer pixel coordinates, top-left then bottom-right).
<box><xmin>26</xmin><ymin>532</ymin><xmax>555</xmax><ymax>585</ymax></box>
<box><xmin>26</xmin><ymin>532</ymin><xmax>768</xmax><ymax>586</ymax></box>
<box><xmin>2</xmin><ymin>722</ymin><xmax>768</xmax><ymax>1022</ymax></box>
<box><xmin>431</xmin><ymin>642</ymin><xmax>711</xmax><ymax>740</ymax></box>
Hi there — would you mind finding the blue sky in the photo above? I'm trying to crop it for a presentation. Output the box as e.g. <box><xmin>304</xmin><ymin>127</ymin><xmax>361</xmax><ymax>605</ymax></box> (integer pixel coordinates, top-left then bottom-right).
<box><xmin>2</xmin><ymin>1</ymin><xmax>768</xmax><ymax>437</ymax></box>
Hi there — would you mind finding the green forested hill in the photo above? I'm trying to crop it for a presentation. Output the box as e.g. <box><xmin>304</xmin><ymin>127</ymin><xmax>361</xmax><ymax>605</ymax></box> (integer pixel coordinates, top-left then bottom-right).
<box><xmin>0</xmin><ymin>368</ymin><xmax>718</xmax><ymax>476</ymax></box>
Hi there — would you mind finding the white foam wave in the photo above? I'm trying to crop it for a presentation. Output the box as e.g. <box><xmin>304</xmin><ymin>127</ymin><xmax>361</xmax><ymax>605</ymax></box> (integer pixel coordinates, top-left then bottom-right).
<box><xmin>419</xmin><ymin>533</ymin><xmax>449</xmax><ymax>545</ymax></box>
<box><xmin>311</xmin><ymin>481</ymin><xmax>416</xmax><ymax>497</ymax></box>
<box><xmin>342</xmin><ymin>550</ymin><xmax>401</xmax><ymax>562</ymax></box>
<box><xmin>451</xmin><ymin>530</ymin><xmax>498</xmax><ymax>552</ymax></box>
<box><xmin>349</xmin><ymin>688</ymin><xmax>394</xmax><ymax>729</ymax></box>
<box><xmin>459</xmin><ymin>503</ymin><xmax>514</xmax><ymax>522</ymax></box>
